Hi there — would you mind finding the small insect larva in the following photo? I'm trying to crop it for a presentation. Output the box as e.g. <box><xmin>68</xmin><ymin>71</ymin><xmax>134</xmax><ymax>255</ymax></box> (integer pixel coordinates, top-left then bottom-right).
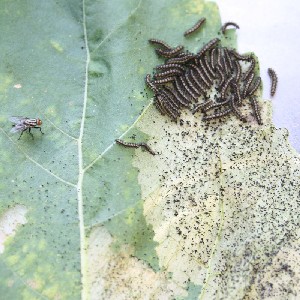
<box><xmin>230</xmin><ymin>81</ymin><xmax>242</xmax><ymax>105</ymax></box>
<box><xmin>223</xmin><ymin>48</ymin><xmax>233</xmax><ymax>70</ymax></box>
<box><xmin>229</xmin><ymin>50</ymin><xmax>252</xmax><ymax>62</ymax></box>
<box><xmin>221</xmin><ymin>55</ymin><xmax>229</xmax><ymax>75</ymax></box>
<box><xmin>184</xmin><ymin>72</ymin><xmax>201</xmax><ymax>98</ymax></box>
<box><xmin>178</xmin><ymin>76</ymin><xmax>198</xmax><ymax>100</ymax></box>
<box><xmin>174</xmin><ymin>77</ymin><xmax>192</xmax><ymax>103</ymax></box>
<box><xmin>202</xmin><ymin>97</ymin><xmax>231</xmax><ymax>112</ymax></box>
<box><xmin>115</xmin><ymin>139</ymin><xmax>140</xmax><ymax>148</ymax></box>
<box><xmin>167</xmin><ymin>54</ymin><xmax>196</xmax><ymax>64</ymax></box>
<box><xmin>163</xmin><ymin>86</ymin><xmax>190</xmax><ymax>107</ymax></box>
<box><xmin>197</xmin><ymin>38</ymin><xmax>220</xmax><ymax>57</ymax></box>
<box><xmin>160</xmin><ymin>89</ymin><xmax>180</xmax><ymax>110</ymax></box>
<box><xmin>250</xmin><ymin>96</ymin><xmax>263</xmax><ymax>125</ymax></box>
<box><xmin>246</xmin><ymin>77</ymin><xmax>261</xmax><ymax>97</ymax></box>
<box><xmin>138</xmin><ymin>143</ymin><xmax>156</xmax><ymax>155</ymax></box>
<box><xmin>203</xmin><ymin>108</ymin><xmax>232</xmax><ymax>121</ymax></box>
<box><xmin>184</xmin><ymin>17</ymin><xmax>206</xmax><ymax>36</ymax></box>
<box><xmin>192</xmin><ymin>99</ymin><xmax>213</xmax><ymax>114</ymax></box>
<box><xmin>154</xmin><ymin>69</ymin><xmax>183</xmax><ymax>79</ymax></box>
<box><xmin>216</xmin><ymin>48</ymin><xmax>222</xmax><ymax>68</ymax></box>
<box><xmin>210</xmin><ymin>48</ymin><xmax>217</xmax><ymax>70</ymax></box>
<box><xmin>215</xmin><ymin>65</ymin><xmax>225</xmax><ymax>86</ymax></box>
<box><xmin>268</xmin><ymin>68</ymin><xmax>278</xmax><ymax>97</ymax></box>
<box><xmin>242</xmin><ymin>72</ymin><xmax>254</xmax><ymax>99</ymax></box>
<box><xmin>233</xmin><ymin>60</ymin><xmax>242</xmax><ymax>82</ymax></box>
<box><xmin>198</xmin><ymin>58</ymin><xmax>213</xmax><ymax>84</ymax></box>
<box><xmin>154</xmin><ymin>98</ymin><xmax>166</xmax><ymax>115</ymax></box>
<box><xmin>157</xmin><ymin>94</ymin><xmax>179</xmax><ymax>120</ymax></box>
<box><xmin>230</xmin><ymin>98</ymin><xmax>247</xmax><ymax>122</ymax></box>
<box><xmin>148</xmin><ymin>39</ymin><xmax>173</xmax><ymax>50</ymax></box>
<box><xmin>243</xmin><ymin>58</ymin><xmax>255</xmax><ymax>81</ymax></box>
<box><xmin>145</xmin><ymin>74</ymin><xmax>159</xmax><ymax>93</ymax></box>
<box><xmin>116</xmin><ymin>139</ymin><xmax>156</xmax><ymax>155</ymax></box>
<box><xmin>152</xmin><ymin>77</ymin><xmax>176</xmax><ymax>85</ymax></box>
<box><xmin>155</xmin><ymin>45</ymin><xmax>184</xmax><ymax>58</ymax></box>
<box><xmin>190</xmin><ymin>64</ymin><xmax>210</xmax><ymax>87</ymax></box>
<box><xmin>221</xmin><ymin>22</ymin><xmax>240</xmax><ymax>34</ymax></box>
<box><xmin>221</xmin><ymin>77</ymin><xmax>234</xmax><ymax>99</ymax></box>
<box><xmin>204</xmin><ymin>56</ymin><xmax>215</xmax><ymax>78</ymax></box>
<box><xmin>189</xmin><ymin>69</ymin><xmax>206</xmax><ymax>93</ymax></box>
<box><xmin>155</xmin><ymin>94</ymin><xmax>169</xmax><ymax>116</ymax></box>
<box><xmin>156</xmin><ymin>63</ymin><xmax>186</xmax><ymax>72</ymax></box>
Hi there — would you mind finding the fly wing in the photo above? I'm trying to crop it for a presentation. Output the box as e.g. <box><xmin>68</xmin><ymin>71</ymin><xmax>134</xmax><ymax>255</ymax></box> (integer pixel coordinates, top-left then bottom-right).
<box><xmin>9</xmin><ymin>116</ymin><xmax>27</xmax><ymax>124</ymax></box>
<box><xmin>10</xmin><ymin>123</ymin><xmax>27</xmax><ymax>133</ymax></box>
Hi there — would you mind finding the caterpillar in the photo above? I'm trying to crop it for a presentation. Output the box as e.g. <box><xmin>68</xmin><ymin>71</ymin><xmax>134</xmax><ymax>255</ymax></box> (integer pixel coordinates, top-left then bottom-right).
<box><xmin>115</xmin><ymin>139</ymin><xmax>140</xmax><ymax>148</ymax></box>
<box><xmin>156</xmin><ymin>63</ymin><xmax>186</xmax><ymax>72</ymax></box>
<box><xmin>167</xmin><ymin>54</ymin><xmax>195</xmax><ymax>64</ymax></box>
<box><xmin>138</xmin><ymin>143</ymin><xmax>156</xmax><ymax>155</ymax></box>
<box><xmin>221</xmin><ymin>22</ymin><xmax>240</xmax><ymax>34</ymax></box>
<box><xmin>154</xmin><ymin>69</ymin><xmax>183</xmax><ymax>79</ymax></box>
<box><xmin>148</xmin><ymin>39</ymin><xmax>173</xmax><ymax>50</ymax></box>
<box><xmin>216</xmin><ymin>48</ymin><xmax>222</xmax><ymax>69</ymax></box>
<box><xmin>160</xmin><ymin>88</ymin><xmax>180</xmax><ymax>110</ymax></box>
<box><xmin>221</xmin><ymin>77</ymin><xmax>234</xmax><ymax>100</ymax></box>
<box><xmin>203</xmin><ymin>108</ymin><xmax>232</xmax><ymax>121</ymax></box>
<box><xmin>178</xmin><ymin>76</ymin><xmax>198</xmax><ymax>100</ymax></box>
<box><xmin>243</xmin><ymin>58</ymin><xmax>255</xmax><ymax>81</ymax></box>
<box><xmin>189</xmin><ymin>64</ymin><xmax>210</xmax><ymax>87</ymax></box>
<box><xmin>163</xmin><ymin>86</ymin><xmax>190</xmax><ymax>107</ymax></box>
<box><xmin>215</xmin><ymin>65</ymin><xmax>225</xmax><ymax>86</ymax></box>
<box><xmin>197</xmin><ymin>38</ymin><xmax>220</xmax><ymax>57</ymax></box>
<box><xmin>174</xmin><ymin>77</ymin><xmax>192</xmax><ymax>103</ymax></box>
<box><xmin>155</xmin><ymin>45</ymin><xmax>184</xmax><ymax>58</ymax></box>
<box><xmin>154</xmin><ymin>99</ymin><xmax>166</xmax><ymax>116</ymax></box>
<box><xmin>152</xmin><ymin>77</ymin><xmax>176</xmax><ymax>85</ymax></box>
<box><xmin>210</xmin><ymin>48</ymin><xmax>217</xmax><ymax>70</ymax></box>
<box><xmin>156</xmin><ymin>93</ymin><xmax>179</xmax><ymax>120</ymax></box>
<box><xmin>221</xmin><ymin>55</ymin><xmax>229</xmax><ymax>75</ymax></box>
<box><xmin>242</xmin><ymin>72</ymin><xmax>254</xmax><ymax>99</ymax></box>
<box><xmin>145</xmin><ymin>74</ymin><xmax>159</xmax><ymax>93</ymax></box>
<box><xmin>223</xmin><ymin>48</ymin><xmax>233</xmax><ymax>70</ymax></box>
<box><xmin>116</xmin><ymin>139</ymin><xmax>156</xmax><ymax>155</ymax></box>
<box><xmin>250</xmin><ymin>96</ymin><xmax>263</xmax><ymax>125</ymax></box>
<box><xmin>230</xmin><ymin>50</ymin><xmax>252</xmax><ymax>62</ymax></box>
<box><xmin>198</xmin><ymin>58</ymin><xmax>214</xmax><ymax>84</ymax></box>
<box><xmin>268</xmin><ymin>68</ymin><xmax>278</xmax><ymax>97</ymax></box>
<box><xmin>202</xmin><ymin>97</ymin><xmax>231</xmax><ymax>112</ymax></box>
<box><xmin>184</xmin><ymin>72</ymin><xmax>202</xmax><ymax>98</ymax></box>
<box><xmin>184</xmin><ymin>17</ymin><xmax>206</xmax><ymax>36</ymax></box>
<box><xmin>189</xmin><ymin>69</ymin><xmax>206</xmax><ymax>94</ymax></box>
<box><xmin>233</xmin><ymin>60</ymin><xmax>242</xmax><ymax>82</ymax></box>
<box><xmin>246</xmin><ymin>77</ymin><xmax>261</xmax><ymax>97</ymax></box>
<box><xmin>204</xmin><ymin>56</ymin><xmax>215</xmax><ymax>79</ymax></box>
<box><xmin>230</xmin><ymin>97</ymin><xmax>247</xmax><ymax>122</ymax></box>
<box><xmin>192</xmin><ymin>99</ymin><xmax>213</xmax><ymax>114</ymax></box>
<box><xmin>230</xmin><ymin>81</ymin><xmax>242</xmax><ymax>105</ymax></box>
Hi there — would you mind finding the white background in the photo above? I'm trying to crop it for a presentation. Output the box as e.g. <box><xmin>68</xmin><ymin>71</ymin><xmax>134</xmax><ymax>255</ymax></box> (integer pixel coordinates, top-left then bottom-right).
<box><xmin>214</xmin><ymin>0</ymin><xmax>300</xmax><ymax>152</ymax></box>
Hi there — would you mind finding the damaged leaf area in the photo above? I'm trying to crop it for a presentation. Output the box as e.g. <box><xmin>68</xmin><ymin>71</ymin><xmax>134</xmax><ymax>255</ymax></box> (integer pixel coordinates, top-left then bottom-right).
<box><xmin>134</xmin><ymin>102</ymin><xmax>300</xmax><ymax>299</ymax></box>
<box><xmin>0</xmin><ymin>0</ymin><xmax>299</xmax><ymax>299</ymax></box>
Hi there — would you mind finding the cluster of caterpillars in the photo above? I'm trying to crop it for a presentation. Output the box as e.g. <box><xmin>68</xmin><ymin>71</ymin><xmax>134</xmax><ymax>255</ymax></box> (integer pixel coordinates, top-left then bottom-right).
<box><xmin>145</xmin><ymin>19</ymin><xmax>278</xmax><ymax>124</ymax></box>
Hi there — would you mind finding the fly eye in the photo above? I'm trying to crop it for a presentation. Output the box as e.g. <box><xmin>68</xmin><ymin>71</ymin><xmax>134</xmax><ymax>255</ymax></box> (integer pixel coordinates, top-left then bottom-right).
<box><xmin>37</xmin><ymin>119</ymin><xmax>42</xmax><ymax>125</ymax></box>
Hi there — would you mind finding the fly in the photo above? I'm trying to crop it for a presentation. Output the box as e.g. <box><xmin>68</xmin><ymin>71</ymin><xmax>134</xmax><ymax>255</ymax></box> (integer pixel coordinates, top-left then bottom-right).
<box><xmin>9</xmin><ymin>116</ymin><xmax>44</xmax><ymax>140</ymax></box>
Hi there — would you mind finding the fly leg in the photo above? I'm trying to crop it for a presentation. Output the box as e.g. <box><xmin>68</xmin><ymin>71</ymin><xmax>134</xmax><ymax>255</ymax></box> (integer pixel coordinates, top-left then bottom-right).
<box><xmin>37</xmin><ymin>127</ymin><xmax>44</xmax><ymax>135</ymax></box>
<box><xmin>33</xmin><ymin>126</ymin><xmax>44</xmax><ymax>135</ymax></box>
<box><xmin>18</xmin><ymin>130</ymin><xmax>26</xmax><ymax>140</ymax></box>
<box><xmin>28</xmin><ymin>128</ymin><xmax>34</xmax><ymax>139</ymax></box>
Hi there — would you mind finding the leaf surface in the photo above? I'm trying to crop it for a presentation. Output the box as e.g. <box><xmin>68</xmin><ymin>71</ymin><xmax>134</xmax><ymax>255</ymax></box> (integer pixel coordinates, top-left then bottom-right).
<box><xmin>0</xmin><ymin>0</ymin><xmax>299</xmax><ymax>300</ymax></box>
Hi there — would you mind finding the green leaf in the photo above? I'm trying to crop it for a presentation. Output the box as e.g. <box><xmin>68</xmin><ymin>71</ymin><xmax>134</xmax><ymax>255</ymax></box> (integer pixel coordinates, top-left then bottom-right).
<box><xmin>0</xmin><ymin>0</ymin><xmax>299</xmax><ymax>300</ymax></box>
